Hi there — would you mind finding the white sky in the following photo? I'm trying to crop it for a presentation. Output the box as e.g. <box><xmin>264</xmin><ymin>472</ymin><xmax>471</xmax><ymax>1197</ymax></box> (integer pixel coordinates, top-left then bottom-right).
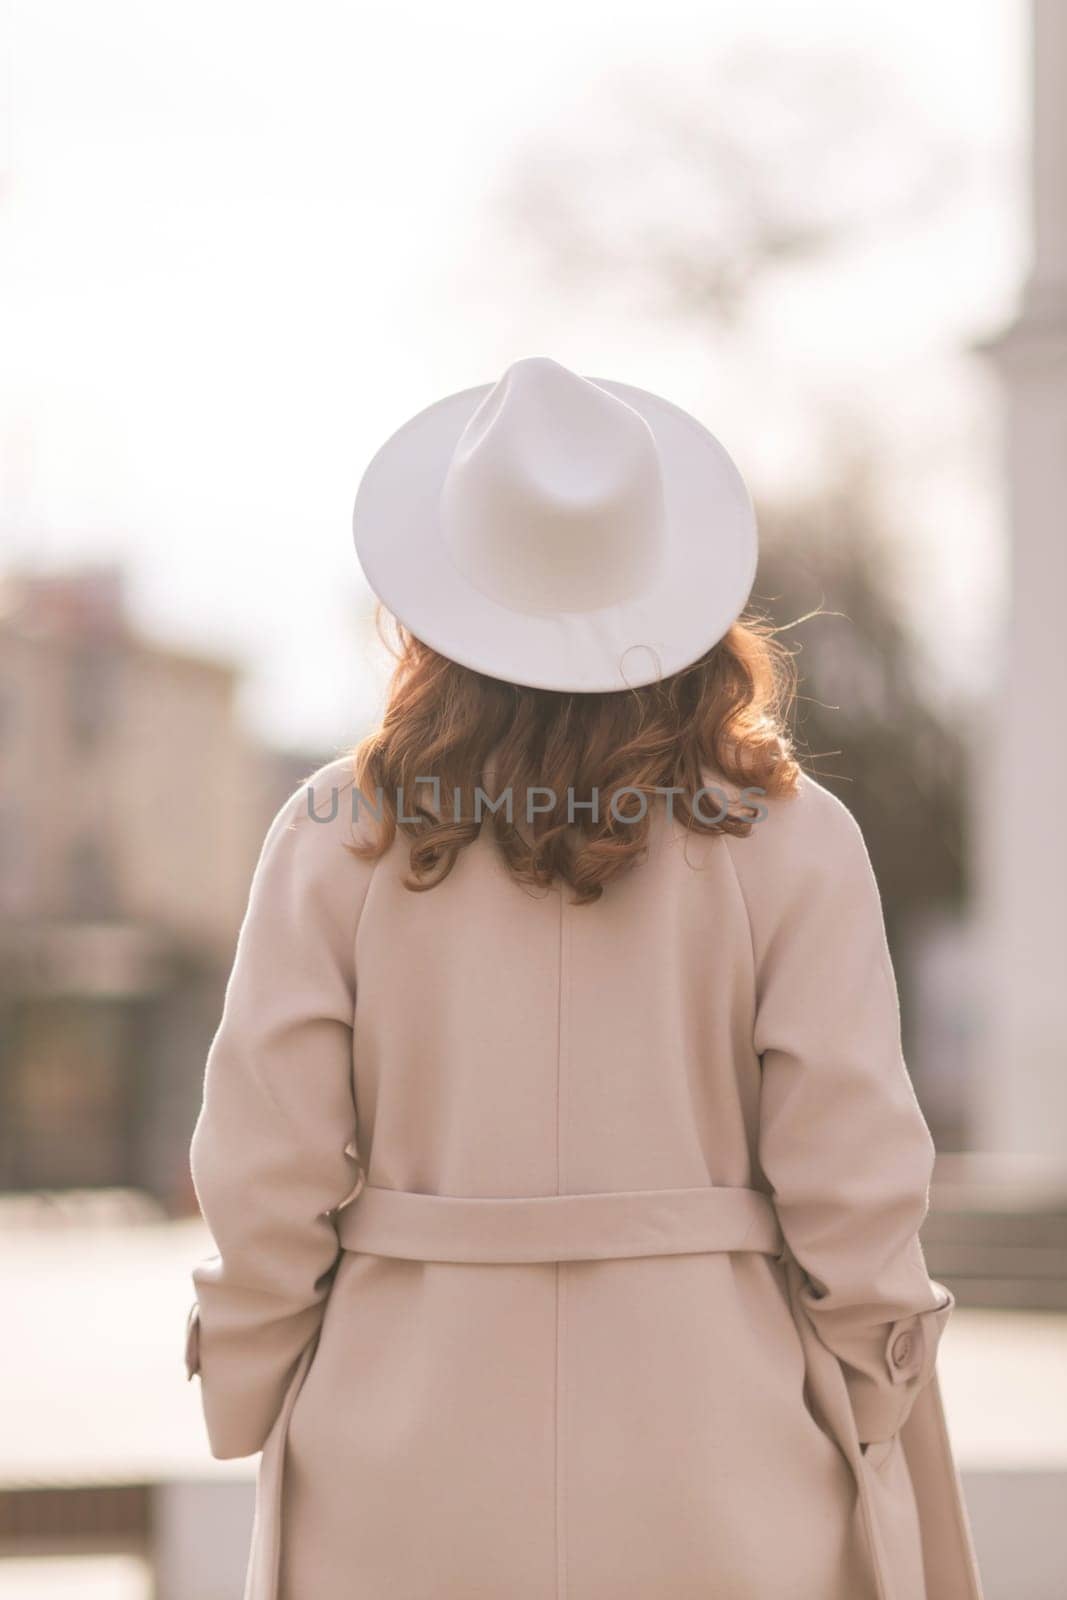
<box><xmin>1</xmin><ymin>0</ymin><xmax>1029</xmax><ymax>751</ymax></box>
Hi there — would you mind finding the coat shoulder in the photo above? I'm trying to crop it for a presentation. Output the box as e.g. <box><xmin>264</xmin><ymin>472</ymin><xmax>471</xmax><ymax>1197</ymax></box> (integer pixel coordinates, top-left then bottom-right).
<box><xmin>717</xmin><ymin>768</ymin><xmax>888</xmax><ymax>984</ymax></box>
<box><xmin>252</xmin><ymin>754</ymin><xmax>386</xmax><ymax>907</ymax></box>
<box><xmin>720</xmin><ymin>767</ymin><xmax>872</xmax><ymax>901</ymax></box>
<box><xmin>271</xmin><ymin>754</ymin><xmax>384</xmax><ymax>852</ymax></box>
<box><xmin>760</xmin><ymin>768</ymin><xmax>864</xmax><ymax>848</ymax></box>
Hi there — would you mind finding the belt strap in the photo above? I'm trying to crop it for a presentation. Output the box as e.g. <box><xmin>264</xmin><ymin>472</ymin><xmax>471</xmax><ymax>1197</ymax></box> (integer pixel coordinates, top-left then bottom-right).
<box><xmin>335</xmin><ymin>1182</ymin><xmax>783</xmax><ymax>1264</ymax></box>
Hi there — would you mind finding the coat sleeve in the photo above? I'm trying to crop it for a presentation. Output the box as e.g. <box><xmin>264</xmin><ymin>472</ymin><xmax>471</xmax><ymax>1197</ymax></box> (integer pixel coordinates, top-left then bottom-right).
<box><xmin>727</xmin><ymin>774</ymin><xmax>953</xmax><ymax>1446</ymax></box>
<box><xmin>186</xmin><ymin>763</ymin><xmax>375</xmax><ymax>1460</ymax></box>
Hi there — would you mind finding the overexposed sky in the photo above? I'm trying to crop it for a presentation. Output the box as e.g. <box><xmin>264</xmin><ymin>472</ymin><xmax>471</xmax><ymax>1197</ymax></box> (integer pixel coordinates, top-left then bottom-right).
<box><xmin>1</xmin><ymin>0</ymin><xmax>1029</xmax><ymax>751</ymax></box>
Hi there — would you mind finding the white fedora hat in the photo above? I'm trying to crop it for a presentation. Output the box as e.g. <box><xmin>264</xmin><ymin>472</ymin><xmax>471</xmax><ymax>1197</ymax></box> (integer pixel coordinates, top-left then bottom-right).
<box><xmin>352</xmin><ymin>356</ymin><xmax>757</xmax><ymax>693</ymax></box>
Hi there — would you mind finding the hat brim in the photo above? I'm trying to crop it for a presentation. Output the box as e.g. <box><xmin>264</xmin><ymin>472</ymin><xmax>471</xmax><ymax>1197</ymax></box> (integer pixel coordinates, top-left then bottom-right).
<box><xmin>352</xmin><ymin>374</ymin><xmax>758</xmax><ymax>693</ymax></box>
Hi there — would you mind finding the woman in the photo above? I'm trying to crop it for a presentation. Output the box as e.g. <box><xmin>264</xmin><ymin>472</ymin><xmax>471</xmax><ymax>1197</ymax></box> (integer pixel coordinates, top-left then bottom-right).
<box><xmin>186</xmin><ymin>357</ymin><xmax>982</xmax><ymax>1600</ymax></box>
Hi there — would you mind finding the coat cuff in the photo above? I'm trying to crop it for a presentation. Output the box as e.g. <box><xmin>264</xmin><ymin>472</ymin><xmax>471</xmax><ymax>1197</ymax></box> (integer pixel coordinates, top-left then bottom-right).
<box><xmin>848</xmin><ymin>1284</ymin><xmax>954</xmax><ymax>1443</ymax></box>
<box><xmin>187</xmin><ymin>1297</ymin><xmax>325</xmax><ymax>1459</ymax></box>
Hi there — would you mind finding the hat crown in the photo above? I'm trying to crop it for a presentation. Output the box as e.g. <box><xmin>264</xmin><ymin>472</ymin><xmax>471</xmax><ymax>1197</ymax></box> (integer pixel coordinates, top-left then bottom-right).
<box><xmin>439</xmin><ymin>357</ymin><xmax>667</xmax><ymax>614</ymax></box>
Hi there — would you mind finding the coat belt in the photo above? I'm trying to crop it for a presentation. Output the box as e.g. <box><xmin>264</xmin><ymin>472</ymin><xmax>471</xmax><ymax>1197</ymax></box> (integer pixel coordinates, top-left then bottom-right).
<box><xmin>335</xmin><ymin>1182</ymin><xmax>783</xmax><ymax>1263</ymax></box>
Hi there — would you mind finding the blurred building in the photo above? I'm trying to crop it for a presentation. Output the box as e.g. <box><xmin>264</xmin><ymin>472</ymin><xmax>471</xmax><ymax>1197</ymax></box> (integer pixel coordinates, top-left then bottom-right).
<box><xmin>0</xmin><ymin>567</ymin><xmax>309</xmax><ymax>1210</ymax></box>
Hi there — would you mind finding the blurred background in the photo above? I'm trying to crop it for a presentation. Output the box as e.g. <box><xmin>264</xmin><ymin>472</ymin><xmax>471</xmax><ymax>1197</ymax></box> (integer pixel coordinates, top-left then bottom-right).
<box><xmin>2</xmin><ymin>0</ymin><xmax>1065</xmax><ymax>1595</ymax></box>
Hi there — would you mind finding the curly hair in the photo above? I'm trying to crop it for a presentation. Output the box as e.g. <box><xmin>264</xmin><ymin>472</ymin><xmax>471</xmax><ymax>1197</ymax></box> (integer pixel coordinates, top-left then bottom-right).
<box><xmin>347</xmin><ymin>607</ymin><xmax>801</xmax><ymax>905</ymax></box>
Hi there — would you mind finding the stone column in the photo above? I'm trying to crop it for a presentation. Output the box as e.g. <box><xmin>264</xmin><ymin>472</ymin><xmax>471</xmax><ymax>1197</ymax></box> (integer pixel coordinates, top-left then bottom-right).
<box><xmin>974</xmin><ymin>0</ymin><xmax>1067</xmax><ymax>1158</ymax></box>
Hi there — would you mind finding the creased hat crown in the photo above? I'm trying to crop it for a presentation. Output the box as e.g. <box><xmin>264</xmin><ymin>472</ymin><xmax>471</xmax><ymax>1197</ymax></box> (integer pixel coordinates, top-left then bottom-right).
<box><xmin>439</xmin><ymin>357</ymin><xmax>667</xmax><ymax>614</ymax></box>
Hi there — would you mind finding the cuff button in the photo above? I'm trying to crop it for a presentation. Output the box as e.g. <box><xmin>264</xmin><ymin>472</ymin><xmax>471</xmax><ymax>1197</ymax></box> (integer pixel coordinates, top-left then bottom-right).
<box><xmin>890</xmin><ymin>1331</ymin><xmax>914</xmax><ymax>1368</ymax></box>
<box><xmin>184</xmin><ymin>1304</ymin><xmax>201</xmax><ymax>1381</ymax></box>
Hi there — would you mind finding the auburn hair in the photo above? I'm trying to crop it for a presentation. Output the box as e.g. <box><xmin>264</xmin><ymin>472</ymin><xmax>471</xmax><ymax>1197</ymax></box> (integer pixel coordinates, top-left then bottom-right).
<box><xmin>347</xmin><ymin>608</ymin><xmax>801</xmax><ymax>905</ymax></box>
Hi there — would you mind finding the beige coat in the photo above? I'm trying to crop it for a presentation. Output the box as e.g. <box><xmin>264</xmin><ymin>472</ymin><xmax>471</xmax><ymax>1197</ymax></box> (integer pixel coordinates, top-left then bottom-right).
<box><xmin>187</xmin><ymin>755</ymin><xmax>983</xmax><ymax>1600</ymax></box>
